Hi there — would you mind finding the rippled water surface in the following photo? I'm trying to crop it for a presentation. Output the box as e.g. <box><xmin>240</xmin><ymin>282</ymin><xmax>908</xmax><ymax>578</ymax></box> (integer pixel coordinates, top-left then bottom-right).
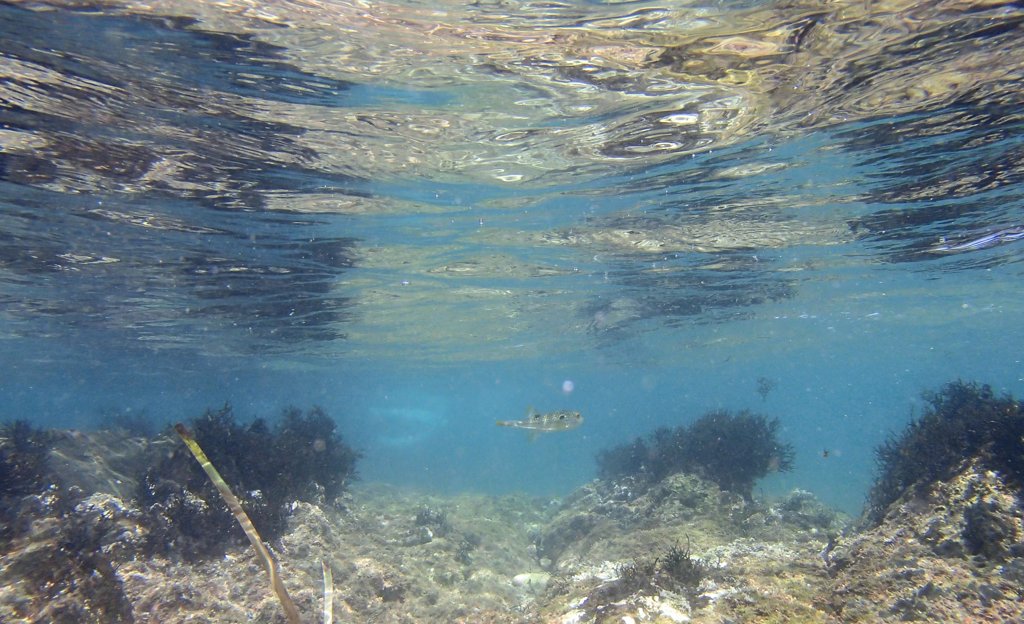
<box><xmin>1</xmin><ymin>0</ymin><xmax>1023</xmax><ymax>509</ymax></box>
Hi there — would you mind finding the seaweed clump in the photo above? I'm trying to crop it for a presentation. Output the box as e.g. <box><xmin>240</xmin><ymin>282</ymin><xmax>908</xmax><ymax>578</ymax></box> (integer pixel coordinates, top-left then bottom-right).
<box><xmin>658</xmin><ymin>539</ymin><xmax>713</xmax><ymax>593</ymax></box>
<box><xmin>0</xmin><ymin>419</ymin><xmax>54</xmax><ymax>500</ymax></box>
<box><xmin>1</xmin><ymin>420</ymin><xmax>57</xmax><ymax>548</ymax></box>
<box><xmin>866</xmin><ymin>380</ymin><xmax>1023</xmax><ymax>526</ymax></box>
<box><xmin>596</xmin><ymin>409</ymin><xmax>794</xmax><ymax>498</ymax></box>
<box><xmin>582</xmin><ymin>541</ymin><xmax>712</xmax><ymax>618</ymax></box>
<box><xmin>137</xmin><ymin>404</ymin><xmax>360</xmax><ymax>558</ymax></box>
<box><xmin>414</xmin><ymin>506</ymin><xmax>452</xmax><ymax>538</ymax></box>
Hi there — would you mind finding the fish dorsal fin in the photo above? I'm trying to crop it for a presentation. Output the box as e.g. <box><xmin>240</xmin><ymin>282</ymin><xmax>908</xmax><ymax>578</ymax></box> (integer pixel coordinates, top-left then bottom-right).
<box><xmin>526</xmin><ymin>405</ymin><xmax>537</xmax><ymax>418</ymax></box>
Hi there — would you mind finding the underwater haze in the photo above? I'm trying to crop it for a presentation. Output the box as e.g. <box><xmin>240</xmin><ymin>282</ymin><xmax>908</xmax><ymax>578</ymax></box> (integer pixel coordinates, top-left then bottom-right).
<box><xmin>1</xmin><ymin>0</ymin><xmax>1023</xmax><ymax>518</ymax></box>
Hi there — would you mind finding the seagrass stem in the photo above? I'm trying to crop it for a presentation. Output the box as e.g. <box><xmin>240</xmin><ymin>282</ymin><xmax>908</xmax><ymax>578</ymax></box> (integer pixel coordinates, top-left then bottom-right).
<box><xmin>175</xmin><ymin>423</ymin><xmax>302</xmax><ymax>624</ymax></box>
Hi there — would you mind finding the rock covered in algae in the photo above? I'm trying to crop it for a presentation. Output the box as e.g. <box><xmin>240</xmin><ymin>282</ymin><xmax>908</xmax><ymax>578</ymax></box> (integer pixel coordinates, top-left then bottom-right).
<box><xmin>826</xmin><ymin>458</ymin><xmax>1024</xmax><ymax>622</ymax></box>
<box><xmin>0</xmin><ymin>489</ymin><xmax>138</xmax><ymax>624</ymax></box>
<box><xmin>820</xmin><ymin>381</ymin><xmax>1024</xmax><ymax>622</ymax></box>
<box><xmin>533</xmin><ymin>472</ymin><xmax>848</xmax><ymax>624</ymax></box>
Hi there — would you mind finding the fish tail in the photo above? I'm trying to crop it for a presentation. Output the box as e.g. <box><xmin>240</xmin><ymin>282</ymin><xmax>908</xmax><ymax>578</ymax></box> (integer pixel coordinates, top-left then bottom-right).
<box><xmin>496</xmin><ymin>420</ymin><xmax>513</xmax><ymax>427</ymax></box>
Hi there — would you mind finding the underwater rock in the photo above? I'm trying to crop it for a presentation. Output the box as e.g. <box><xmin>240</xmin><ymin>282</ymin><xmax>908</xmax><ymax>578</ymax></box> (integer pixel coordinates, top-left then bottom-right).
<box><xmin>0</xmin><ymin>488</ymin><xmax>135</xmax><ymax>624</ymax></box>
<box><xmin>823</xmin><ymin>381</ymin><xmax>1024</xmax><ymax>622</ymax></box>
<box><xmin>402</xmin><ymin>524</ymin><xmax>436</xmax><ymax>546</ymax></box>
<box><xmin>739</xmin><ymin>488</ymin><xmax>849</xmax><ymax>542</ymax></box>
<box><xmin>72</xmin><ymin>492</ymin><xmax>148</xmax><ymax>563</ymax></box>
<box><xmin>827</xmin><ymin>458</ymin><xmax>1024</xmax><ymax>622</ymax></box>
<box><xmin>512</xmin><ymin>571</ymin><xmax>550</xmax><ymax>593</ymax></box>
<box><xmin>0</xmin><ymin>425</ymin><xmax>173</xmax><ymax>509</ymax></box>
<box><xmin>538</xmin><ymin>510</ymin><xmax>602</xmax><ymax>568</ymax></box>
<box><xmin>539</xmin><ymin>473</ymin><xmax>744</xmax><ymax>568</ymax></box>
<box><xmin>533</xmin><ymin>471</ymin><xmax>842</xmax><ymax>624</ymax></box>
<box><xmin>48</xmin><ymin>429</ymin><xmax>170</xmax><ymax>500</ymax></box>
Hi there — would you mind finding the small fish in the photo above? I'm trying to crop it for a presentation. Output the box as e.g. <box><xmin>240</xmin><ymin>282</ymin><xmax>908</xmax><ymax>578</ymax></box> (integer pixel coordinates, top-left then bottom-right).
<box><xmin>497</xmin><ymin>407</ymin><xmax>583</xmax><ymax>440</ymax></box>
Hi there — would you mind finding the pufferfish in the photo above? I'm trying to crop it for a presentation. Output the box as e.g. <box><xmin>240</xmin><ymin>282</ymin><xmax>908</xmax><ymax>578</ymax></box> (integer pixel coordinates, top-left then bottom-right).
<box><xmin>497</xmin><ymin>407</ymin><xmax>583</xmax><ymax>441</ymax></box>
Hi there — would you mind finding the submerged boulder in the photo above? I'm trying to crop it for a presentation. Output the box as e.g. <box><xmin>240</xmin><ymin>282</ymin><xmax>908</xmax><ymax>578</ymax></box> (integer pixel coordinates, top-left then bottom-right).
<box><xmin>827</xmin><ymin>458</ymin><xmax>1024</xmax><ymax>622</ymax></box>
<box><xmin>826</xmin><ymin>381</ymin><xmax>1024</xmax><ymax>622</ymax></box>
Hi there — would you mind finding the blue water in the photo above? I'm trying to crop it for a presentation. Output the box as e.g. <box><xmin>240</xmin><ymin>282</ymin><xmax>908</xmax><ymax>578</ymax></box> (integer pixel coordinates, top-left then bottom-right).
<box><xmin>2</xmin><ymin>0</ymin><xmax>1023</xmax><ymax>516</ymax></box>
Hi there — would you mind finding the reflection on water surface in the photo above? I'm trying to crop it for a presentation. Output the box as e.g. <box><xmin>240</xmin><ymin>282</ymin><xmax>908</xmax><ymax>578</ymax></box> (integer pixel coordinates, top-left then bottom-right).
<box><xmin>1</xmin><ymin>0</ymin><xmax>1022</xmax><ymax>361</ymax></box>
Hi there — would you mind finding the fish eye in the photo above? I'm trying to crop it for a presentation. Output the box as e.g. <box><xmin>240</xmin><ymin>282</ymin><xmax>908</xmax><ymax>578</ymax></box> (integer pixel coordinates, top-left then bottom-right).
<box><xmin>559</xmin><ymin>414</ymin><xmax>566</xmax><ymax>420</ymax></box>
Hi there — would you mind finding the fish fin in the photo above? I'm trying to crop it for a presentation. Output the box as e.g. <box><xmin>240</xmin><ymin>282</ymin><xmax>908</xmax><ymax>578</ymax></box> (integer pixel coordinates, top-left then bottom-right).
<box><xmin>527</xmin><ymin>431</ymin><xmax>540</xmax><ymax>443</ymax></box>
<box><xmin>496</xmin><ymin>420</ymin><xmax>512</xmax><ymax>427</ymax></box>
<box><xmin>526</xmin><ymin>405</ymin><xmax>536</xmax><ymax>418</ymax></box>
